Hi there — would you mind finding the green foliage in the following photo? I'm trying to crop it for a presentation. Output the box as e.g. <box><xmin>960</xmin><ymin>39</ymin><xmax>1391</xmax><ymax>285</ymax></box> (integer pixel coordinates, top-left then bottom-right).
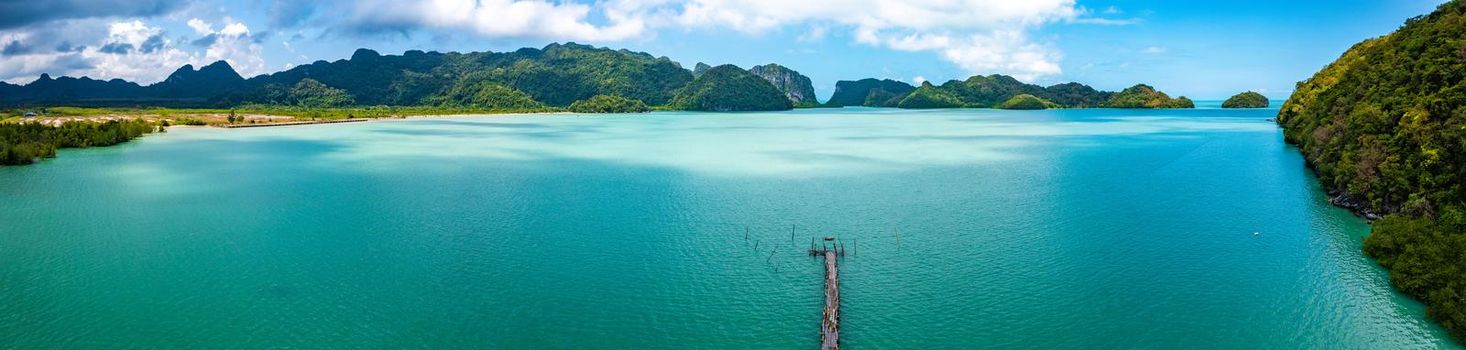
<box><xmin>896</xmin><ymin>83</ymin><xmax>965</xmax><ymax>109</ymax></box>
<box><xmin>998</xmin><ymin>94</ymin><xmax>1053</xmax><ymax>110</ymax></box>
<box><xmin>669</xmin><ymin>65</ymin><xmax>793</xmax><ymax>111</ymax></box>
<box><xmin>1222</xmin><ymin>91</ymin><xmax>1270</xmax><ymax>108</ymax></box>
<box><xmin>936</xmin><ymin>74</ymin><xmax>1049</xmax><ymax>108</ymax></box>
<box><xmin>826</xmin><ymin>79</ymin><xmax>915</xmax><ymax>107</ymax></box>
<box><xmin>1101</xmin><ymin>84</ymin><xmax>1195</xmax><ymax>108</ymax></box>
<box><xmin>829</xmin><ymin>74</ymin><xmax>1144</xmax><ymax>110</ymax></box>
<box><xmin>1043</xmin><ymin>82</ymin><xmax>1113</xmax><ymax>108</ymax></box>
<box><xmin>426</xmin><ymin>73</ymin><xmax>545</xmax><ymax>110</ymax></box>
<box><xmin>1277</xmin><ymin>1</ymin><xmax>1466</xmax><ymax>340</ymax></box>
<box><xmin>0</xmin><ymin>120</ymin><xmax>157</xmax><ymax>165</ymax></box>
<box><xmin>0</xmin><ymin>43</ymin><xmax>694</xmax><ymax>109</ymax></box>
<box><xmin>172</xmin><ymin>118</ymin><xmax>208</xmax><ymax>126</ymax></box>
<box><xmin>568</xmin><ymin>95</ymin><xmax>650</xmax><ymax>113</ymax></box>
<box><xmin>289</xmin><ymin>79</ymin><xmax>356</xmax><ymax>108</ymax></box>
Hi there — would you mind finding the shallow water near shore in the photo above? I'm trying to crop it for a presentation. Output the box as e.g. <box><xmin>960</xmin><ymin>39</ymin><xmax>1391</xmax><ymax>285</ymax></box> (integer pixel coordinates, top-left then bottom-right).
<box><xmin>0</xmin><ymin>106</ymin><xmax>1457</xmax><ymax>348</ymax></box>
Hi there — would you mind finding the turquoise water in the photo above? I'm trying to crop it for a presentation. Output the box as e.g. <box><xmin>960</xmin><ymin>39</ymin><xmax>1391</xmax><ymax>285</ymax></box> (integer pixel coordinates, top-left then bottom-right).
<box><xmin>0</xmin><ymin>107</ymin><xmax>1458</xmax><ymax>348</ymax></box>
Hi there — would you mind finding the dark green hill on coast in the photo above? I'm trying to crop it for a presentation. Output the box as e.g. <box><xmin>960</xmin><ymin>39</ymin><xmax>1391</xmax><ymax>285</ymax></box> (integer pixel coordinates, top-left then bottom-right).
<box><xmin>1277</xmin><ymin>0</ymin><xmax>1466</xmax><ymax>340</ymax></box>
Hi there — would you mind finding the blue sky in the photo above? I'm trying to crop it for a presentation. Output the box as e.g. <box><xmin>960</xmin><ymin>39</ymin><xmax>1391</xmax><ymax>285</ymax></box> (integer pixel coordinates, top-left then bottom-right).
<box><xmin>0</xmin><ymin>0</ymin><xmax>1446</xmax><ymax>99</ymax></box>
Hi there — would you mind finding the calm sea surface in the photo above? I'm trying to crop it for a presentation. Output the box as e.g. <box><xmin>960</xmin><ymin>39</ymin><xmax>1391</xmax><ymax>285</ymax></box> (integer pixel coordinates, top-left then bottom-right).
<box><xmin>0</xmin><ymin>106</ymin><xmax>1458</xmax><ymax>348</ymax></box>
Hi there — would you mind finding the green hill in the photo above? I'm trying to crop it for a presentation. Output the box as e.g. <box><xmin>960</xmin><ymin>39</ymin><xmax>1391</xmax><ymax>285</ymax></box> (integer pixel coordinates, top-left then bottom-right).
<box><xmin>1043</xmin><ymin>82</ymin><xmax>1113</xmax><ymax>108</ymax></box>
<box><xmin>568</xmin><ymin>95</ymin><xmax>649</xmax><ymax>113</ymax></box>
<box><xmin>997</xmin><ymin>94</ymin><xmax>1054</xmax><ymax>110</ymax></box>
<box><xmin>669</xmin><ymin>65</ymin><xmax>793</xmax><ymax>112</ymax></box>
<box><xmin>1276</xmin><ymin>0</ymin><xmax>1466</xmax><ymax>340</ymax></box>
<box><xmin>826</xmin><ymin>79</ymin><xmax>916</xmax><ymax>107</ymax></box>
<box><xmin>896</xmin><ymin>82</ymin><xmax>964</xmax><ymax>109</ymax></box>
<box><xmin>1100</xmin><ymin>84</ymin><xmax>1195</xmax><ymax>108</ymax></box>
<box><xmin>939</xmin><ymin>74</ymin><xmax>1050</xmax><ymax>108</ymax></box>
<box><xmin>824</xmin><ymin>74</ymin><xmax>1170</xmax><ymax>110</ymax></box>
<box><xmin>1222</xmin><ymin>91</ymin><xmax>1269</xmax><ymax>108</ymax></box>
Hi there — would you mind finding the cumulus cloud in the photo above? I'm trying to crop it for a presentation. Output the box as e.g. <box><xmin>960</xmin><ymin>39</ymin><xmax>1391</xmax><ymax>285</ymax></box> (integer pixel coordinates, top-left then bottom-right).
<box><xmin>0</xmin><ymin>0</ymin><xmax>1144</xmax><ymax>84</ymax></box>
<box><xmin>618</xmin><ymin>0</ymin><xmax>1079</xmax><ymax>80</ymax></box>
<box><xmin>0</xmin><ymin>17</ymin><xmax>266</xmax><ymax>84</ymax></box>
<box><xmin>270</xmin><ymin>0</ymin><xmax>1103</xmax><ymax>81</ymax></box>
<box><xmin>0</xmin><ymin>0</ymin><xmax>187</xmax><ymax>30</ymax></box>
<box><xmin>186</xmin><ymin>18</ymin><xmax>267</xmax><ymax>77</ymax></box>
<box><xmin>309</xmin><ymin>0</ymin><xmax>646</xmax><ymax>41</ymax></box>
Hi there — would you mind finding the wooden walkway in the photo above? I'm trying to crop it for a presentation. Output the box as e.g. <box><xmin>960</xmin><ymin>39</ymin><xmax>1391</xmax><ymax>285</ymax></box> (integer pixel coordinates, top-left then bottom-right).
<box><xmin>810</xmin><ymin>237</ymin><xmax>846</xmax><ymax>350</ymax></box>
<box><xmin>820</xmin><ymin>250</ymin><xmax>840</xmax><ymax>350</ymax></box>
<box><xmin>219</xmin><ymin>118</ymin><xmax>367</xmax><ymax>128</ymax></box>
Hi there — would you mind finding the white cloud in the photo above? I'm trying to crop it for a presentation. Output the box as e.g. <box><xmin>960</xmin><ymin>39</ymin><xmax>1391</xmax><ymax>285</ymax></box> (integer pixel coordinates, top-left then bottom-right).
<box><xmin>912</xmin><ymin>76</ymin><xmax>927</xmax><ymax>84</ymax></box>
<box><xmin>0</xmin><ymin>18</ymin><xmax>267</xmax><ymax>84</ymax></box>
<box><xmin>328</xmin><ymin>0</ymin><xmax>1084</xmax><ymax>81</ymax></box>
<box><xmin>186</xmin><ymin>18</ymin><xmax>213</xmax><ymax>35</ymax></box>
<box><xmin>191</xmin><ymin>18</ymin><xmax>266</xmax><ymax>77</ymax></box>
<box><xmin>1142</xmin><ymin>46</ymin><xmax>1167</xmax><ymax>54</ymax></box>
<box><xmin>623</xmin><ymin>0</ymin><xmax>1080</xmax><ymax>80</ymax></box>
<box><xmin>796</xmin><ymin>24</ymin><xmax>828</xmax><ymax>43</ymax></box>
<box><xmin>1</xmin><ymin>0</ymin><xmax>1128</xmax><ymax>84</ymax></box>
<box><xmin>346</xmin><ymin>0</ymin><xmax>648</xmax><ymax>41</ymax></box>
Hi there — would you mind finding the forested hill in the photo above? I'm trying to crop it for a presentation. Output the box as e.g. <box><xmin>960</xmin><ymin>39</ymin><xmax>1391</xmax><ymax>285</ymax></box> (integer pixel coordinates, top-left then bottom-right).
<box><xmin>0</xmin><ymin>43</ymin><xmax>805</xmax><ymax>112</ymax></box>
<box><xmin>826</xmin><ymin>75</ymin><xmax>1188</xmax><ymax>109</ymax></box>
<box><xmin>1276</xmin><ymin>0</ymin><xmax>1466</xmax><ymax>340</ymax></box>
<box><xmin>2</xmin><ymin>42</ymin><xmax>1195</xmax><ymax>111</ymax></box>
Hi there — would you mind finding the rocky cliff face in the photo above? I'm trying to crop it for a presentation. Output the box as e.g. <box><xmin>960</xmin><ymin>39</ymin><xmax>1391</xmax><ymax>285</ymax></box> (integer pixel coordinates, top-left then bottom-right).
<box><xmin>693</xmin><ymin>62</ymin><xmax>712</xmax><ymax>79</ymax></box>
<box><xmin>749</xmin><ymin>63</ymin><xmax>818</xmax><ymax>105</ymax></box>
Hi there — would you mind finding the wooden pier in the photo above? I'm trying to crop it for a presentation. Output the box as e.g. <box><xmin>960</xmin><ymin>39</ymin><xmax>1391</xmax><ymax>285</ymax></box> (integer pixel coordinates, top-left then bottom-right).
<box><xmin>219</xmin><ymin>118</ymin><xmax>367</xmax><ymax>128</ymax></box>
<box><xmin>811</xmin><ymin>237</ymin><xmax>845</xmax><ymax>350</ymax></box>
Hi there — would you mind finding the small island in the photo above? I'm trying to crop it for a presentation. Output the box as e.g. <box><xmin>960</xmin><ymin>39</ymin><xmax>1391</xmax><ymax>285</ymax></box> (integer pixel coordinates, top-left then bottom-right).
<box><xmin>1221</xmin><ymin>91</ymin><xmax>1269</xmax><ymax>108</ymax></box>
<box><xmin>1100</xmin><ymin>84</ymin><xmax>1195</xmax><ymax>108</ymax></box>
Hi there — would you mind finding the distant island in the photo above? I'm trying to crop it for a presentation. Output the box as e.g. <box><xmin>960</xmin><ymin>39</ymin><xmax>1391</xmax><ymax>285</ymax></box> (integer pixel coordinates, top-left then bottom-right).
<box><xmin>1277</xmin><ymin>0</ymin><xmax>1466</xmax><ymax>341</ymax></box>
<box><xmin>1222</xmin><ymin>91</ymin><xmax>1269</xmax><ymax>108</ymax></box>
<box><xmin>826</xmin><ymin>75</ymin><xmax>1193</xmax><ymax>110</ymax></box>
<box><xmin>0</xmin><ymin>42</ymin><xmax>1195</xmax><ymax>114</ymax></box>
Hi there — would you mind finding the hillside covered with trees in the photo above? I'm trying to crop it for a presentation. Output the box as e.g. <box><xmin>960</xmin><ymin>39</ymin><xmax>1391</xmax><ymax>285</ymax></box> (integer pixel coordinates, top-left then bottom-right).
<box><xmin>828</xmin><ymin>75</ymin><xmax>1187</xmax><ymax>110</ymax></box>
<box><xmin>668</xmin><ymin>65</ymin><xmax>792</xmax><ymax>112</ymax></box>
<box><xmin>1222</xmin><ymin>91</ymin><xmax>1270</xmax><ymax>108</ymax></box>
<box><xmin>0</xmin><ymin>43</ymin><xmax>803</xmax><ymax>113</ymax></box>
<box><xmin>2</xmin><ymin>42</ymin><xmax>1196</xmax><ymax>112</ymax></box>
<box><xmin>1276</xmin><ymin>0</ymin><xmax>1466</xmax><ymax>340</ymax></box>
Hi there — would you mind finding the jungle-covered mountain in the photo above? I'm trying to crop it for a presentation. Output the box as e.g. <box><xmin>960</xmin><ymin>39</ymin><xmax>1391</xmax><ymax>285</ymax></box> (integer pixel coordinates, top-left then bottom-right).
<box><xmin>1275</xmin><ymin>0</ymin><xmax>1466</xmax><ymax>340</ymax></box>
<box><xmin>0</xmin><ymin>43</ymin><xmax>817</xmax><ymax>112</ymax></box>
<box><xmin>668</xmin><ymin>65</ymin><xmax>792</xmax><ymax>112</ymax></box>
<box><xmin>825</xmin><ymin>78</ymin><xmax>917</xmax><ymax>107</ymax></box>
<box><xmin>2</xmin><ymin>42</ymin><xmax>1192</xmax><ymax>111</ymax></box>
<box><xmin>827</xmin><ymin>75</ymin><xmax>1187</xmax><ymax>109</ymax></box>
